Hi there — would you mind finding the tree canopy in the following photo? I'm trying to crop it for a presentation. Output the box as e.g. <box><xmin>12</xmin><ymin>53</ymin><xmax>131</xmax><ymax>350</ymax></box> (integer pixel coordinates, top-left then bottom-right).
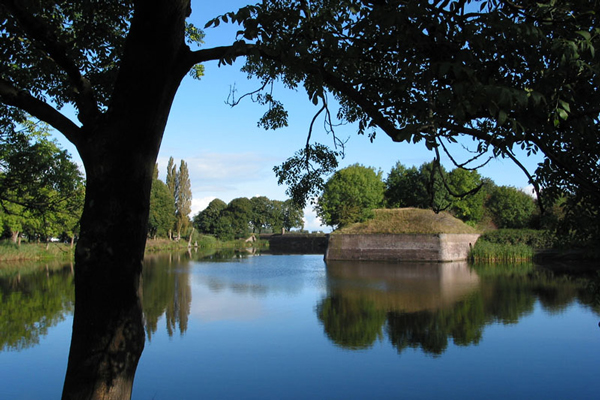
<box><xmin>0</xmin><ymin>121</ymin><xmax>84</xmax><ymax>243</ymax></box>
<box><xmin>317</xmin><ymin>163</ymin><xmax>384</xmax><ymax>228</ymax></box>
<box><xmin>193</xmin><ymin>195</ymin><xmax>304</xmax><ymax>240</ymax></box>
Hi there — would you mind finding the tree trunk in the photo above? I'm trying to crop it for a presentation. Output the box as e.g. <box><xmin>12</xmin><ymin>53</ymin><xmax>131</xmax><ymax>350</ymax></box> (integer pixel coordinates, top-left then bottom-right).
<box><xmin>61</xmin><ymin>1</ymin><xmax>191</xmax><ymax>399</ymax></box>
<box><xmin>61</xmin><ymin>146</ymin><xmax>151</xmax><ymax>400</ymax></box>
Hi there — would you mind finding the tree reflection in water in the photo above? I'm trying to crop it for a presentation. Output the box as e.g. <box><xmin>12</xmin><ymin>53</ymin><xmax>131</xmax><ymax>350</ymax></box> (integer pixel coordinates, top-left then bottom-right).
<box><xmin>317</xmin><ymin>261</ymin><xmax>597</xmax><ymax>355</ymax></box>
<box><xmin>0</xmin><ymin>262</ymin><xmax>74</xmax><ymax>352</ymax></box>
<box><xmin>142</xmin><ymin>253</ymin><xmax>192</xmax><ymax>340</ymax></box>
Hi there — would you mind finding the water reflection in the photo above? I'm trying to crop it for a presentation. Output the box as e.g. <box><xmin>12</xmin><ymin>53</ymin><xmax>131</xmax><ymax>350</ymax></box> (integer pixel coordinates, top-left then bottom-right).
<box><xmin>318</xmin><ymin>261</ymin><xmax>598</xmax><ymax>355</ymax></box>
<box><xmin>142</xmin><ymin>253</ymin><xmax>192</xmax><ymax>339</ymax></box>
<box><xmin>0</xmin><ymin>261</ymin><xmax>74</xmax><ymax>352</ymax></box>
<box><xmin>324</xmin><ymin>261</ymin><xmax>480</xmax><ymax>312</ymax></box>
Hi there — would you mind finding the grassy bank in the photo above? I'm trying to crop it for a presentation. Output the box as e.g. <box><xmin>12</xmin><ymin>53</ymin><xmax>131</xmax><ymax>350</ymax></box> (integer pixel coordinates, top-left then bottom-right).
<box><xmin>143</xmin><ymin>235</ymin><xmax>269</xmax><ymax>253</ymax></box>
<box><xmin>0</xmin><ymin>235</ymin><xmax>268</xmax><ymax>263</ymax></box>
<box><xmin>0</xmin><ymin>240</ymin><xmax>74</xmax><ymax>262</ymax></box>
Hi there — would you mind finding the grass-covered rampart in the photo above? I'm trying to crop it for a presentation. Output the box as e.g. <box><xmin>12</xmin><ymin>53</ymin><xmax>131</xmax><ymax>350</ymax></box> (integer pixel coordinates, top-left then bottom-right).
<box><xmin>335</xmin><ymin>208</ymin><xmax>479</xmax><ymax>235</ymax></box>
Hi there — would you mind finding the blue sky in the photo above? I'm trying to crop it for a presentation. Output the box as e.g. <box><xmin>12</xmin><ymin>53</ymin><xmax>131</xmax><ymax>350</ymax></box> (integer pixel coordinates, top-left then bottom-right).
<box><xmin>52</xmin><ymin>1</ymin><xmax>544</xmax><ymax>231</ymax></box>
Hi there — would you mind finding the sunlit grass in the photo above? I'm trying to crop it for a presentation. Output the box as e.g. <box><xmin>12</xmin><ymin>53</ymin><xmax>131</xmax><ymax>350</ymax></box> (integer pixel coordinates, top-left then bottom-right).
<box><xmin>334</xmin><ymin>208</ymin><xmax>480</xmax><ymax>235</ymax></box>
<box><xmin>0</xmin><ymin>240</ymin><xmax>74</xmax><ymax>262</ymax></box>
<box><xmin>469</xmin><ymin>240</ymin><xmax>534</xmax><ymax>263</ymax></box>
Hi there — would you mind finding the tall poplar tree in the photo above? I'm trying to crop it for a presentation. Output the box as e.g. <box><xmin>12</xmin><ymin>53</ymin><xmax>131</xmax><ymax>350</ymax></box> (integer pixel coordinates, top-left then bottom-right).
<box><xmin>174</xmin><ymin>159</ymin><xmax>192</xmax><ymax>240</ymax></box>
<box><xmin>165</xmin><ymin>156</ymin><xmax>176</xmax><ymax>199</ymax></box>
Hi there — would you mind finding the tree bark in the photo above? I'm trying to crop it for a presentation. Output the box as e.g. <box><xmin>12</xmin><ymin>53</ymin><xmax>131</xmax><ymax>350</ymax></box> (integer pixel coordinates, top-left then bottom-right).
<box><xmin>61</xmin><ymin>1</ymin><xmax>192</xmax><ymax>399</ymax></box>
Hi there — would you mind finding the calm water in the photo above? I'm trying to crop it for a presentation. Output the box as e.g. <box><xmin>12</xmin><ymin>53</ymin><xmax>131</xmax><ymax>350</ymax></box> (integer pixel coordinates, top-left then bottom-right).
<box><xmin>1</xmin><ymin>252</ymin><xmax>599</xmax><ymax>399</ymax></box>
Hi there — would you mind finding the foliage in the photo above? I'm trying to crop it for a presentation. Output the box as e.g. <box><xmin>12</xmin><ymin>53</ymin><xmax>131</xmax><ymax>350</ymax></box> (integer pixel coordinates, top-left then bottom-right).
<box><xmin>149</xmin><ymin>158</ymin><xmax>192</xmax><ymax>240</ymax></box>
<box><xmin>174</xmin><ymin>159</ymin><xmax>192</xmax><ymax>238</ymax></box>
<box><xmin>486</xmin><ymin>186</ymin><xmax>536</xmax><ymax>229</ymax></box>
<box><xmin>0</xmin><ymin>121</ymin><xmax>84</xmax><ymax>243</ymax></box>
<box><xmin>385</xmin><ymin>162</ymin><xmax>428</xmax><ymax>209</ymax></box>
<box><xmin>419</xmin><ymin>160</ymin><xmax>453</xmax><ymax>213</ymax></box>
<box><xmin>479</xmin><ymin>229</ymin><xmax>556</xmax><ymax>249</ymax></box>
<box><xmin>280</xmin><ymin>199</ymin><xmax>304</xmax><ymax>231</ymax></box>
<box><xmin>274</xmin><ymin>144</ymin><xmax>339</xmax><ymax>209</ymax></box>
<box><xmin>193</xmin><ymin>198</ymin><xmax>227</xmax><ymax>236</ymax></box>
<box><xmin>249</xmin><ymin>196</ymin><xmax>271</xmax><ymax>233</ymax></box>
<box><xmin>222</xmin><ymin>197</ymin><xmax>253</xmax><ymax>240</ymax></box>
<box><xmin>193</xmin><ymin>196</ymin><xmax>304</xmax><ymax>240</ymax></box>
<box><xmin>148</xmin><ymin>179</ymin><xmax>176</xmax><ymax>239</ymax></box>
<box><xmin>447</xmin><ymin>168</ymin><xmax>486</xmax><ymax>225</ymax></box>
<box><xmin>553</xmin><ymin>193</ymin><xmax>600</xmax><ymax>247</ymax></box>
<box><xmin>316</xmin><ymin>164</ymin><xmax>384</xmax><ymax>228</ymax></box>
<box><xmin>386</xmin><ymin>161</ymin><xmax>487</xmax><ymax>225</ymax></box>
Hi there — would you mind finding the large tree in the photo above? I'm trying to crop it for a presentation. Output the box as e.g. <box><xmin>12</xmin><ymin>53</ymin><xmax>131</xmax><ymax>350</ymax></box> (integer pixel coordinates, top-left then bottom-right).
<box><xmin>486</xmin><ymin>185</ymin><xmax>536</xmax><ymax>229</ymax></box>
<box><xmin>0</xmin><ymin>121</ymin><xmax>84</xmax><ymax>244</ymax></box>
<box><xmin>148</xmin><ymin>176</ymin><xmax>176</xmax><ymax>240</ymax></box>
<box><xmin>1</xmin><ymin>1</ymin><xmax>598</xmax><ymax>398</ymax></box>
<box><xmin>174</xmin><ymin>159</ymin><xmax>192</xmax><ymax>239</ymax></box>
<box><xmin>316</xmin><ymin>163</ymin><xmax>384</xmax><ymax>228</ymax></box>
<box><xmin>193</xmin><ymin>197</ymin><xmax>227</xmax><ymax>235</ymax></box>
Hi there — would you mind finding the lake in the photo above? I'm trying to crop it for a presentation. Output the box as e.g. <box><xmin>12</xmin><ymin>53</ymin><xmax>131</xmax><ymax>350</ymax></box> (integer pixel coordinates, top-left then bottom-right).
<box><xmin>1</xmin><ymin>251</ymin><xmax>599</xmax><ymax>399</ymax></box>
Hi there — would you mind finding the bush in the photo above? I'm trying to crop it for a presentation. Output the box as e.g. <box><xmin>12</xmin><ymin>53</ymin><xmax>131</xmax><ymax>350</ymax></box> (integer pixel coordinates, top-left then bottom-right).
<box><xmin>479</xmin><ymin>229</ymin><xmax>556</xmax><ymax>248</ymax></box>
<box><xmin>486</xmin><ymin>186</ymin><xmax>536</xmax><ymax>229</ymax></box>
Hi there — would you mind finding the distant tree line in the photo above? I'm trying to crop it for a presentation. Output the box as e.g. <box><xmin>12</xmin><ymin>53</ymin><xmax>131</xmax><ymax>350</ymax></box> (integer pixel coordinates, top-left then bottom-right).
<box><xmin>148</xmin><ymin>157</ymin><xmax>192</xmax><ymax>240</ymax></box>
<box><xmin>0</xmin><ymin>121</ymin><xmax>84</xmax><ymax>246</ymax></box>
<box><xmin>317</xmin><ymin>161</ymin><xmax>549</xmax><ymax>233</ymax></box>
<box><xmin>193</xmin><ymin>196</ymin><xmax>304</xmax><ymax>241</ymax></box>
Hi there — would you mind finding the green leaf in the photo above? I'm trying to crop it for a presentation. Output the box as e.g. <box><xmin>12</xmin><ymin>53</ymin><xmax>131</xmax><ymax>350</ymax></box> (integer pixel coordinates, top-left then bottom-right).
<box><xmin>498</xmin><ymin>110</ymin><xmax>508</xmax><ymax>126</ymax></box>
<box><xmin>575</xmin><ymin>30</ymin><xmax>591</xmax><ymax>40</ymax></box>
<box><xmin>558</xmin><ymin>108</ymin><xmax>568</xmax><ymax>120</ymax></box>
<box><xmin>558</xmin><ymin>99</ymin><xmax>570</xmax><ymax>113</ymax></box>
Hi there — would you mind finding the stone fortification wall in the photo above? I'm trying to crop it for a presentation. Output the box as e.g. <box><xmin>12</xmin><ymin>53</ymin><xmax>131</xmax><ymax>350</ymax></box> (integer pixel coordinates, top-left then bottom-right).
<box><xmin>267</xmin><ymin>234</ymin><xmax>329</xmax><ymax>254</ymax></box>
<box><xmin>325</xmin><ymin>233</ymin><xmax>480</xmax><ymax>262</ymax></box>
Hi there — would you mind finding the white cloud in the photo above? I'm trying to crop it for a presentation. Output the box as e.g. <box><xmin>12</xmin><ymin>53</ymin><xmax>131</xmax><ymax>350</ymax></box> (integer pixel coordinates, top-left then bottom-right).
<box><xmin>191</xmin><ymin>196</ymin><xmax>216</xmax><ymax>216</ymax></box>
<box><xmin>521</xmin><ymin>184</ymin><xmax>538</xmax><ymax>198</ymax></box>
<box><xmin>302</xmin><ymin>206</ymin><xmax>330</xmax><ymax>233</ymax></box>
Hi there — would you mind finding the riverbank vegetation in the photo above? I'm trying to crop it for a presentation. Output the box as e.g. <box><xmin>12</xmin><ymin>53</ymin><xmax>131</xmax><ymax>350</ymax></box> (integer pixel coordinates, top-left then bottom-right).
<box><xmin>318</xmin><ymin>161</ymin><xmax>599</xmax><ymax>261</ymax></box>
<box><xmin>0</xmin><ymin>240</ymin><xmax>75</xmax><ymax>262</ymax></box>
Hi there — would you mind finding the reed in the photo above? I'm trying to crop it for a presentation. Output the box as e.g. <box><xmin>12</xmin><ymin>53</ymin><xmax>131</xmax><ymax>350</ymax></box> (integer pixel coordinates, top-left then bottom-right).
<box><xmin>469</xmin><ymin>240</ymin><xmax>534</xmax><ymax>263</ymax></box>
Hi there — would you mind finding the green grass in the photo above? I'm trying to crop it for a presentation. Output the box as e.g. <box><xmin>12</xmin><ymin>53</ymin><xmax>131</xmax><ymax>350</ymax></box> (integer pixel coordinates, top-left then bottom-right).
<box><xmin>144</xmin><ymin>235</ymin><xmax>269</xmax><ymax>253</ymax></box>
<box><xmin>469</xmin><ymin>240</ymin><xmax>534</xmax><ymax>263</ymax></box>
<box><xmin>0</xmin><ymin>240</ymin><xmax>74</xmax><ymax>262</ymax></box>
<box><xmin>334</xmin><ymin>208</ymin><xmax>480</xmax><ymax>235</ymax></box>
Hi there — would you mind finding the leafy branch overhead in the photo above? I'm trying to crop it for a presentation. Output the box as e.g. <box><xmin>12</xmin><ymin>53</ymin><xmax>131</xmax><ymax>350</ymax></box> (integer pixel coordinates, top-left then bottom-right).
<box><xmin>223</xmin><ymin>0</ymin><xmax>599</xmax><ymax>210</ymax></box>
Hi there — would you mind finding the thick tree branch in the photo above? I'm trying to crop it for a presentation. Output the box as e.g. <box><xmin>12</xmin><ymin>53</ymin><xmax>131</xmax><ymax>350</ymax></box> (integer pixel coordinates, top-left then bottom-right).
<box><xmin>1</xmin><ymin>0</ymin><xmax>101</xmax><ymax>124</ymax></box>
<box><xmin>185</xmin><ymin>43</ymin><xmax>256</xmax><ymax>68</ymax></box>
<box><xmin>0</xmin><ymin>78</ymin><xmax>81</xmax><ymax>144</ymax></box>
